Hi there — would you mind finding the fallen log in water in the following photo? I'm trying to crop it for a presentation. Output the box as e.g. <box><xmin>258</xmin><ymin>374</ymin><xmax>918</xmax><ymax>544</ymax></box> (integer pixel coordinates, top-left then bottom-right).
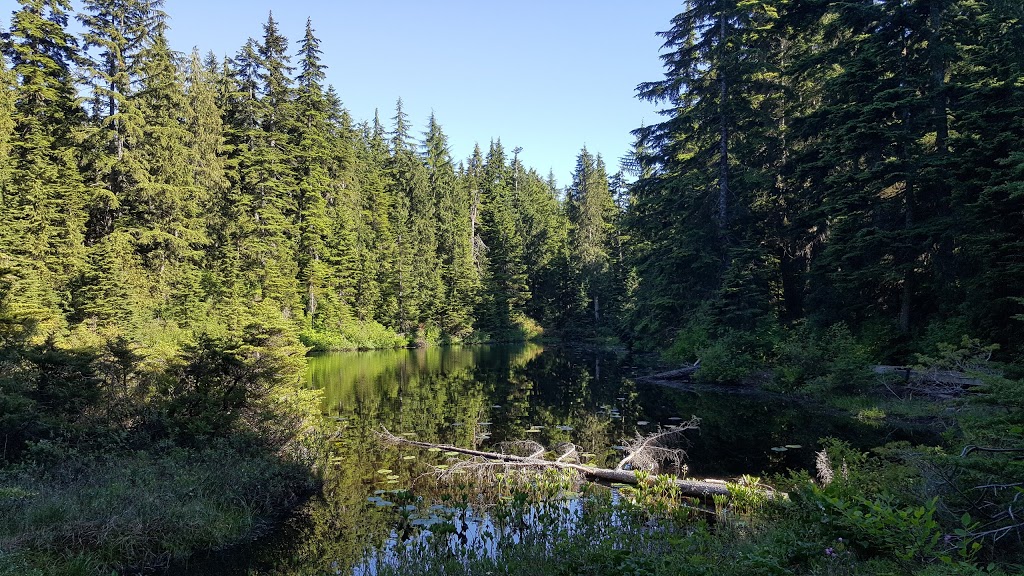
<box><xmin>378</xmin><ymin>425</ymin><xmax>780</xmax><ymax>499</ymax></box>
<box><xmin>873</xmin><ymin>365</ymin><xmax>983</xmax><ymax>386</ymax></box>
<box><xmin>638</xmin><ymin>364</ymin><xmax>699</xmax><ymax>383</ymax></box>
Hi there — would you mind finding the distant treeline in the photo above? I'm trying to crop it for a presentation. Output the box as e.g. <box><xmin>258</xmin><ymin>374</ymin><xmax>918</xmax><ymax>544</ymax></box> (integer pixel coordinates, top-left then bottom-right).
<box><xmin>2</xmin><ymin>0</ymin><xmax>1023</xmax><ymax>362</ymax></box>
<box><xmin>0</xmin><ymin>0</ymin><xmax>624</xmax><ymax>349</ymax></box>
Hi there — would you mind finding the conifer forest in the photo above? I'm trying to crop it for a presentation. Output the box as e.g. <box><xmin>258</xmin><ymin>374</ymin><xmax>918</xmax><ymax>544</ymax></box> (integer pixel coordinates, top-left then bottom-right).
<box><xmin>2</xmin><ymin>0</ymin><xmax>1024</xmax><ymax>575</ymax></box>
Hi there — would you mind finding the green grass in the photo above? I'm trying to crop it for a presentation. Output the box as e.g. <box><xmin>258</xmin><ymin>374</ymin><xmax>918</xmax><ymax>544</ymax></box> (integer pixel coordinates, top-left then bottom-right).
<box><xmin>0</xmin><ymin>441</ymin><xmax>313</xmax><ymax>574</ymax></box>
<box><xmin>826</xmin><ymin>393</ymin><xmax>950</xmax><ymax>421</ymax></box>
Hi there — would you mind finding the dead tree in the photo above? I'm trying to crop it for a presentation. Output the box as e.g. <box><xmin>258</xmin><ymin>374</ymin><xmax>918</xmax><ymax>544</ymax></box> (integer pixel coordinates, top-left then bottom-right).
<box><xmin>378</xmin><ymin>419</ymin><xmax>780</xmax><ymax>499</ymax></box>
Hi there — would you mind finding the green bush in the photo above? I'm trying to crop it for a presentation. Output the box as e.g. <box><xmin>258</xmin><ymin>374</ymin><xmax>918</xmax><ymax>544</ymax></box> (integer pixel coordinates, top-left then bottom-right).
<box><xmin>774</xmin><ymin>323</ymin><xmax>872</xmax><ymax>392</ymax></box>
<box><xmin>163</xmin><ymin>323</ymin><xmax>306</xmax><ymax>443</ymax></box>
<box><xmin>300</xmin><ymin>320</ymin><xmax>407</xmax><ymax>352</ymax></box>
<box><xmin>693</xmin><ymin>329</ymin><xmax>766</xmax><ymax>385</ymax></box>
<box><xmin>663</xmin><ymin>305</ymin><xmax>714</xmax><ymax>363</ymax></box>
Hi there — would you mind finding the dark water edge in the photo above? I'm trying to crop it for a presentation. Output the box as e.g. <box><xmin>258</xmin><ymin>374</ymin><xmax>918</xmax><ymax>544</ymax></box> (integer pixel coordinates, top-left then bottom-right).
<box><xmin>164</xmin><ymin>343</ymin><xmax>940</xmax><ymax>575</ymax></box>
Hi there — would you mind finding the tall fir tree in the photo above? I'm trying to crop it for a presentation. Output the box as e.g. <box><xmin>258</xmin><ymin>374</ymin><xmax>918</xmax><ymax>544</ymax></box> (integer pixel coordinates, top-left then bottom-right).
<box><xmin>566</xmin><ymin>148</ymin><xmax>616</xmax><ymax>332</ymax></box>
<box><xmin>131</xmin><ymin>20</ymin><xmax>208</xmax><ymax>322</ymax></box>
<box><xmin>630</xmin><ymin>0</ymin><xmax>787</xmax><ymax>337</ymax></box>
<box><xmin>424</xmin><ymin>113</ymin><xmax>477</xmax><ymax>337</ymax></box>
<box><xmin>479</xmin><ymin>140</ymin><xmax>530</xmax><ymax>332</ymax></box>
<box><xmin>353</xmin><ymin>111</ymin><xmax>397</xmax><ymax>325</ymax></box>
<box><xmin>2</xmin><ymin>0</ymin><xmax>89</xmax><ymax>335</ymax></box>
<box><xmin>294</xmin><ymin>18</ymin><xmax>336</xmax><ymax>328</ymax></box>
<box><xmin>222</xmin><ymin>15</ymin><xmax>301</xmax><ymax>318</ymax></box>
<box><xmin>385</xmin><ymin>99</ymin><xmax>440</xmax><ymax>334</ymax></box>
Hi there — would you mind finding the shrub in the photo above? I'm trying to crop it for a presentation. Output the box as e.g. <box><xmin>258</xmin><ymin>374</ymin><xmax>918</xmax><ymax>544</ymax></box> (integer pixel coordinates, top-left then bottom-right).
<box><xmin>162</xmin><ymin>323</ymin><xmax>305</xmax><ymax>443</ymax></box>
<box><xmin>774</xmin><ymin>323</ymin><xmax>872</xmax><ymax>392</ymax></box>
<box><xmin>300</xmin><ymin>320</ymin><xmax>407</xmax><ymax>352</ymax></box>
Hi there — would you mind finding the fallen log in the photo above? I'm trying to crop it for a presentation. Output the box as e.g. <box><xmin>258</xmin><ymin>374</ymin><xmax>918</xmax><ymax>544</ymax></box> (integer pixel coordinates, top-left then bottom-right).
<box><xmin>873</xmin><ymin>365</ymin><xmax>983</xmax><ymax>386</ymax></box>
<box><xmin>639</xmin><ymin>364</ymin><xmax>699</xmax><ymax>382</ymax></box>
<box><xmin>378</xmin><ymin>427</ymin><xmax>779</xmax><ymax>499</ymax></box>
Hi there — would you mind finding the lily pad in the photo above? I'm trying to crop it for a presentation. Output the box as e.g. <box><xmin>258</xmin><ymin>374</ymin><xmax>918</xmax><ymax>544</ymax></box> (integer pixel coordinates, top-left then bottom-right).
<box><xmin>376</xmin><ymin>468</ymin><xmax>393</xmax><ymax>475</ymax></box>
<box><xmin>771</xmin><ymin>446</ymin><xmax>788</xmax><ymax>452</ymax></box>
<box><xmin>427</xmin><ymin>447</ymin><xmax>442</xmax><ymax>453</ymax></box>
<box><xmin>402</xmin><ymin>455</ymin><xmax>417</xmax><ymax>461</ymax></box>
<box><xmin>784</xmin><ymin>444</ymin><xmax>803</xmax><ymax>449</ymax></box>
<box><xmin>557</xmin><ymin>425</ymin><xmax>574</xmax><ymax>432</ymax></box>
<box><xmin>444</xmin><ymin>451</ymin><xmax>460</xmax><ymax>457</ymax></box>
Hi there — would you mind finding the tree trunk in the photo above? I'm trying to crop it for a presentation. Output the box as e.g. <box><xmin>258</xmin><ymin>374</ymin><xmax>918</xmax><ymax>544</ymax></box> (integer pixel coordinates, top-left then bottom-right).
<box><xmin>718</xmin><ymin>9</ymin><xmax>729</xmax><ymax>236</ymax></box>
<box><xmin>380</xmin><ymin>432</ymin><xmax>742</xmax><ymax>497</ymax></box>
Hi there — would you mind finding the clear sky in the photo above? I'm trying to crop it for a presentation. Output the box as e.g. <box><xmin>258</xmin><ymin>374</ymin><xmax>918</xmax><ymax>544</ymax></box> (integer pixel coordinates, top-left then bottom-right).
<box><xmin>4</xmin><ymin>0</ymin><xmax>683</xmax><ymax>188</ymax></box>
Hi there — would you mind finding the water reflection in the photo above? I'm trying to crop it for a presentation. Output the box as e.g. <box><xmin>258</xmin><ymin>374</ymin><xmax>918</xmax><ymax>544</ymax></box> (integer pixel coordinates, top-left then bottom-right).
<box><xmin>174</xmin><ymin>344</ymin><xmax>933</xmax><ymax>575</ymax></box>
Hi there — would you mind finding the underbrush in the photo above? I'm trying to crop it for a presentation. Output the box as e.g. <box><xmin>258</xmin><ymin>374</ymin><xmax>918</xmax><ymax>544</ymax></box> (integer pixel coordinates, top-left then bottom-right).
<box><xmin>0</xmin><ymin>440</ymin><xmax>313</xmax><ymax>574</ymax></box>
<box><xmin>462</xmin><ymin>314</ymin><xmax>545</xmax><ymax>345</ymax></box>
<box><xmin>0</xmin><ymin>317</ymin><xmax>328</xmax><ymax>574</ymax></box>
<box><xmin>300</xmin><ymin>320</ymin><xmax>407</xmax><ymax>351</ymax></box>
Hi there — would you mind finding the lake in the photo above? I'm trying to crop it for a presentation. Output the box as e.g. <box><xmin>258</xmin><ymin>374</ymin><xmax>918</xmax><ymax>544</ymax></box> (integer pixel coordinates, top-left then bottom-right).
<box><xmin>173</xmin><ymin>343</ymin><xmax>932</xmax><ymax>574</ymax></box>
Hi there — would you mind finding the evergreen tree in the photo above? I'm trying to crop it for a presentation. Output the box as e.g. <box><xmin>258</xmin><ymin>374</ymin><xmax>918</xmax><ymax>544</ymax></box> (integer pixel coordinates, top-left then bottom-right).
<box><xmin>0</xmin><ymin>59</ymin><xmax>13</xmax><ymax>193</ymax></box>
<box><xmin>184</xmin><ymin>49</ymin><xmax>230</xmax><ymax>305</ymax></box>
<box><xmin>222</xmin><ymin>15</ymin><xmax>301</xmax><ymax>317</ymax></box>
<box><xmin>479</xmin><ymin>140</ymin><xmax>530</xmax><ymax>331</ymax></box>
<box><xmin>517</xmin><ymin>167</ymin><xmax>569</xmax><ymax>330</ymax></box>
<box><xmin>353</xmin><ymin>111</ymin><xmax>397</xmax><ymax>325</ymax></box>
<box><xmin>386</xmin><ymin>99</ymin><xmax>440</xmax><ymax>335</ymax></box>
<box><xmin>131</xmin><ymin>21</ymin><xmax>208</xmax><ymax>322</ymax></box>
<box><xmin>1</xmin><ymin>0</ymin><xmax>88</xmax><ymax>334</ymax></box>
<box><xmin>294</xmin><ymin>18</ymin><xmax>337</xmax><ymax>328</ymax></box>
<box><xmin>424</xmin><ymin>113</ymin><xmax>476</xmax><ymax>337</ymax></box>
<box><xmin>566</xmin><ymin>147</ymin><xmax>616</xmax><ymax>332</ymax></box>
<box><xmin>630</xmin><ymin>0</ymin><xmax>787</xmax><ymax>337</ymax></box>
<box><xmin>78</xmin><ymin>0</ymin><xmax>163</xmax><ymax>243</ymax></box>
<box><xmin>791</xmin><ymin>0</ymin><xmax>949</xmax><ymax>337</ymax></box>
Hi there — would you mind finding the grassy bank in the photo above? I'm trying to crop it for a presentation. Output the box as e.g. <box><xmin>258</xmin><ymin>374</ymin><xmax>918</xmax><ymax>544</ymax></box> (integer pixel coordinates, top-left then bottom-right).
<box><xmin>0</xmin><ymin>319</ymin><xmax>328</xmax><ymax>574</ymax></box>
<box><xmin>0</xmin><ymin>440</ymin><xmax>314</xmax><ymax>575</ymax></box>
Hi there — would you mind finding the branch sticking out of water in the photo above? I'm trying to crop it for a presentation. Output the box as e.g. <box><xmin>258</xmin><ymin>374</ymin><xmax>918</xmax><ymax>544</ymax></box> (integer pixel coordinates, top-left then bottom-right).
<box><xmin>615</xmin><ymin>417</ymin><xmax>699</xmax><ymax>473</ymax></box>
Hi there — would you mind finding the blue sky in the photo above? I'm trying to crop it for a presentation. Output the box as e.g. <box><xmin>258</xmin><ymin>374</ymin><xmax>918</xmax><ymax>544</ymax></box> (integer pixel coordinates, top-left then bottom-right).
<box><xmin>4</xmin><ymin>0</ymin><xmax>682</xmax><ymax>187</ymax></box>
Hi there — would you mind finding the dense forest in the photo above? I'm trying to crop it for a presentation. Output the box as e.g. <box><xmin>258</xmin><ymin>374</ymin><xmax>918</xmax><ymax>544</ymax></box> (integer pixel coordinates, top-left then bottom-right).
<box><xmin>3</xmin><ymin>0</ymin><xmax>1022</xmax><ymax>361</ymax></box>
<box><xmin>627</xmin><ymin>0</ymin><xmax>1024</xmax><ymax>371</ymax></box>
<box><xmin>2</xmin><ymin>0</ymin><xmax>1024</xmax><ymax>573</ymax></box>
<box><xmin>0</xmin><ymin>0</ymin><xmax>626</xmax><ymax>353</ymax></box>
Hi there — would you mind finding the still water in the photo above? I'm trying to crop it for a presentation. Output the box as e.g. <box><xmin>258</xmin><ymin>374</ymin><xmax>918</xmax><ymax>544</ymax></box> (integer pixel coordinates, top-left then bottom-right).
<box><xmin>177</xmin><ymin>343</ymin><xmax>929</xmax><ymax>574</ymax></box>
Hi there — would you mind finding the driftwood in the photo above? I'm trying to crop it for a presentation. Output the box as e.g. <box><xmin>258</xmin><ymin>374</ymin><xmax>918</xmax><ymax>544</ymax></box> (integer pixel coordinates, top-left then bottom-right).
<box><xmin>378</xmin><ymin>423</ymin><xmax>778</xmax><ymax>499</ymax></box>
<box><xmin>639</xmin><ymin>364</ymin><xmax>700</xmax><ymax>383</ymax></box>
<box><xmin>874</xmin><ymin>365</ymin><xmax>986</xmax><ymax>398</ymax></box>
